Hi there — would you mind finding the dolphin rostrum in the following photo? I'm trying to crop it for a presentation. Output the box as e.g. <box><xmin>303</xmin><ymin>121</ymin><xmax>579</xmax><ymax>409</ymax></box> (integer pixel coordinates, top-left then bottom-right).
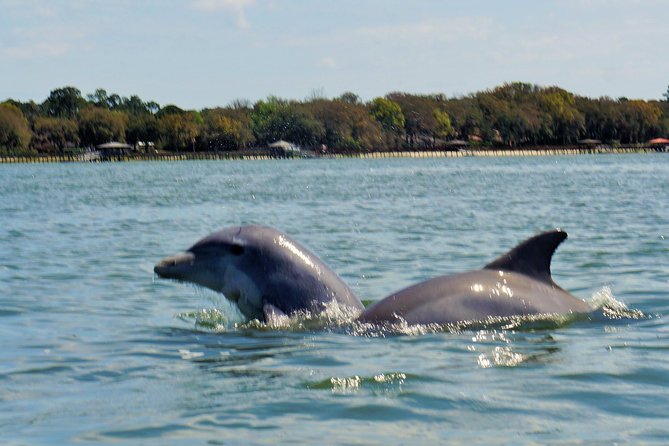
<box><xmin>154</xmin><ymin>225</ymin><xmax>364</xmax><ymax>321</ymax></box>
<box><xmin>357</xmin><ymin>229</ymin><xmax>592</xmax><ymax>325</ymax></box>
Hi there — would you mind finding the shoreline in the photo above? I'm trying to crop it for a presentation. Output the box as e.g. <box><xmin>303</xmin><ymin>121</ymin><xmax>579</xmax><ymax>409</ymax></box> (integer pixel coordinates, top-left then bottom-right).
<box><xmin>0</xmin><ymin>145</ymin><xmax>666</xmax><ymax>164</ymax></box>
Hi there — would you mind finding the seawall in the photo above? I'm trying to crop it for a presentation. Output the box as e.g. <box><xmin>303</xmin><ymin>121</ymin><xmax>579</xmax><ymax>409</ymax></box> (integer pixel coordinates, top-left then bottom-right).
<box><xmin>0</xmin><ymin>146</ymin><xmax>666</xmax><ymax>163</ymax></box>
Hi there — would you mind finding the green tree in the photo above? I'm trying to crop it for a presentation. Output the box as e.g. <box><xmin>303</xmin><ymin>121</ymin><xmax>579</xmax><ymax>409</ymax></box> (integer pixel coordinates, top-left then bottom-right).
<box><xmin>369</xmin><ymin>97</ymin><xmax>404</xmax><ymax>148</ymax></box>
<box><xmin>87</xmin><ymin>88</ymin><xmax>110</xmax><ymax>108</ymax></box>
<box><xmin>42</xmin><ymin>86</ymin><xmax>86</xmax><ymax>118</ymax></box>
<box><xmin>200</xmin><ymin>109</ymin><xmax>247</xmax><ymax>151</ymax></box>
<box><xmin>215</xmin><ymin>106</ymin><xmax>255</xmax><ymax>149</ymax></box>
<box><xmin>125</xmin><ymin>113</ymin><xmax>160</xmax><ymax>147</ymax></box>
<box><xmin>252</xmin><ymin>98</ymin><xmax>324</xmax><ymax>147</ymax></box>
<box><xmin>156</xmin><ymin>104</ymin><xmax>184</xmax><ymax>118</ymax></box>
<box><xmin>620</xmin><ymin>100</ymin><xmax>662</xmax><ymax>143</ymax></box>
<box><xmin>443</xmin><ymin>97</ymin><xmax>488</xmax><ymax>142</ymax></box>
<box><xmin>5</xmin><ymin>99</ymin><xmax>41</xmax><ymax>124</ymax></box>
<box><xmin>308</xmin><ymin>99</ymin><xmax>382</xmax><ymax>151</ymax></box>
<box><xmin>145</xmin><ymin>101</ymin><xmax>160</xmax><ymax>114</ymax></box>
<box><xmin>433</xmin><ymin>108</ymin><xmax>454</xmax><ymax>140</ymax></box>
<box><xmin>159</xmin><ymin>112</ymin><xmax>200</xmax><ymax>151</ymax></box>
<box><xmin>387</xmin><ymin>93</ymin><xmax>459</xmax><ymax>148</ymax></box>
<box><xmin>107</xmin><ymin>94</ymin><xmax>122</xmax><ymax>109</ymax></box>
<box><xmin>32</xmin><ymin>117</ymin><xmax>80</xmax><ymax>153</ymax></box>
<box><xmin>339</xmin><ymin>92</ymin><xmax>361</xmax><ymax>105</ymax></box>
<box><xmin>538</xmin><ymin>88</ymin><xmax>584</xmax><ymax>144</ymax></box>
<box><xmin>78</xmin><ymin>106</ymin><xmax>127</xmax><ymax>147</ymax></box>
<box><xmin>369</xmin><ymin>97</ymin><xmax>404</xmax><ymax>132</ymax></box>
<box><xmin>0</xmin><ymin>103</ymin><xmax>32</xmax><ymax>154</ymax></box>
<box><xmin>120</xmin><ymin>95</ymin><xmax>151</xmax><ymax>115</ymax></box>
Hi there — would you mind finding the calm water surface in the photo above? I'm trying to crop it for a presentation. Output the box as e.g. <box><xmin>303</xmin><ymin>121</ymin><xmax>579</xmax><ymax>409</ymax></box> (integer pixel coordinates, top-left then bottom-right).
<box><xmin>1</xmin><ymin>155</ymin><xmax>668</xmax><ymax>445</ymax></box>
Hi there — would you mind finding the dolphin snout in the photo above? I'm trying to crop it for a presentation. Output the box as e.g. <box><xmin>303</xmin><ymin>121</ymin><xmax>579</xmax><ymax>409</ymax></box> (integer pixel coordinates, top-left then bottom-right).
<box><xmin>154</xmin><ymin>252</ymin><xmax>196</xmax><ymax>278</ymax></box>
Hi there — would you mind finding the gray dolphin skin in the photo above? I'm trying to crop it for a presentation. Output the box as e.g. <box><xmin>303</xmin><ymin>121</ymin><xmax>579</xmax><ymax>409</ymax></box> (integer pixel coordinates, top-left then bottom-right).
<box><xmin>358</xmin><ymin>230</ymin><xmax>592</xmax><ymax>325</ymax></box>
<box><xmin>154</xmin><ymin>225</ymin><xmax>364</xmax><ymax>321</ymax></box>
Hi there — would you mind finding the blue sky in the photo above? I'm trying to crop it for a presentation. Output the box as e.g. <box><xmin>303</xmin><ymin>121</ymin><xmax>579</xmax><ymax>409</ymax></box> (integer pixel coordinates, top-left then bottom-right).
<box><xmin>2</xmin><ymin>0</ymin><xmax>668</xmax><ymax>109</ymax></box>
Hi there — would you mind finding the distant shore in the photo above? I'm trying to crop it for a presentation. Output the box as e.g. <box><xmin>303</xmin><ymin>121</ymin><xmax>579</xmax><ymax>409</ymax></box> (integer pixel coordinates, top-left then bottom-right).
<box><xmin>0</xmin><ymin>145</ymin><xmax>666</xmax><ymax>164</ymax></box>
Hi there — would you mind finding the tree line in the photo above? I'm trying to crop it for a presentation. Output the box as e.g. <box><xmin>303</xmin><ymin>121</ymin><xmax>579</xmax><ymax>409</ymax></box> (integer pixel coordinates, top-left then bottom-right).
<box><xmin>1</xmin><ymin>83</ymin><xmax>668</xmax><ymax>155</ymax></box>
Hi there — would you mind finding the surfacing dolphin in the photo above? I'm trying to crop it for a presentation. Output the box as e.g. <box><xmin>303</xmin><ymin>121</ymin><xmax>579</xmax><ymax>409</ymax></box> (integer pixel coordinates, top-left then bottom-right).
<box><xmin>357</xmin><ymin>229</ymin><xmax>592</xmax><ymax>325</ymax></box>
<box><xmin>154</xmin><ymin>225</ymin><xmax>364</xmax><ymax>321</ymax></box>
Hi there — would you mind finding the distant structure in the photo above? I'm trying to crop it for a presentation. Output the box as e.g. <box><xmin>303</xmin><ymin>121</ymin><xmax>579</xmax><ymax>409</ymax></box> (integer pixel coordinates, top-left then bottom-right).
<box><xmin>444</xmin><ymin>139</ymin><xmax>469</xmax><ymax>150</ymax></box>
<box><xmin>268</xmin><ymin>140</ymin><xmax>300</xmax><ymax>157</ymax></box>
<box><xmin>135</xmin><ymin>141</ymin><xmax>156</xmax><ymax>153</ymax></box>
<box><xmin>97</xmin><ymin>141</ymin><xmax>133</xmax><ymax>159</ymax></box>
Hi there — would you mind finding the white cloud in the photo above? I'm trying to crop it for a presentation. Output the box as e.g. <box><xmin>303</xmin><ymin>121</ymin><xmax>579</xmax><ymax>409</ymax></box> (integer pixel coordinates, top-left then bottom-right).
<box><xmin>319</xmin><ymin>57</ymin><xmax>336</xmax><ymax>68</ymax></box>
<box><xmin>2</xmin><ymin>26</ymin><xmax>87</xmax><ymax>60</ymax></box>
<box><xmin>282</xmin><ymin>16</ymin><xmax>495</xmax><ymax>50</ymax></box>
<box><xmin>4</xmin><ymin>41</ymin><xmax>71</xmax><ymax>59</ymax></box>
<box><xmin>353</xmin><ymin>17</ymin><xmax>493</xmax><ymax>44</ymax></box>
<box><xmin>191</xmin><ymin>0</ymin><xmax>255</xmax><ymax>28</ymax></box>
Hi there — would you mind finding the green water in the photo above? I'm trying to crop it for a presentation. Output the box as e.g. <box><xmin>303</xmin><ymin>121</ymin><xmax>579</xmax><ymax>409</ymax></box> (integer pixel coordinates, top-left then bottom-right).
<box><xmin>1</xmin><ymin>155</ymin><xmax>668</xmax><ymax>444</ymax></box>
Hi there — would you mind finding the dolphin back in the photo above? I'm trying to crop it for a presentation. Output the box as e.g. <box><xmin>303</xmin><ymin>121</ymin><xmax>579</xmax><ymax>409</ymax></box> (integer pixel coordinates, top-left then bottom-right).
<box><xmin>483</xmin><ymin>229</ymin><xmax>567</xmax><ymax>287</ymax></box>
<box><xmin>249</xmin><ymin>226</ymin><xmax>363</xmax><ymax>310</ymax></box>
<box><xmin>358</xmin><ymin>229</ymin><xmax>591</xmax><ymax>325</ymax></box>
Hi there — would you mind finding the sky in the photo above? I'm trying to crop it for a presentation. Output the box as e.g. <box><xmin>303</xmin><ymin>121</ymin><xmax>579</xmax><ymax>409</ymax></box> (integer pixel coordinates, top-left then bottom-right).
<box><xmin>2</xmin><ymin>0</ymin><xmax>669</xmax><ymax>109</ymax></box>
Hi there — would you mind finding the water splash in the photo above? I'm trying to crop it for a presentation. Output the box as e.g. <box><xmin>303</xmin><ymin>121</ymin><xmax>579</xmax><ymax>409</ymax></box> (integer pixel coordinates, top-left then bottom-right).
<box><xmin>588</xmin><ymin>286</ymin><xmax>647</xmax><ymax>320</ymax></box>
<box><xmin>177</xmin><ymin>286</ymin><xmax>647</xmax><ymax>335</ymax></box>
<box><xmin>477</xmin><ymin>346</ymin><xmax>525</xmax><ymax>368</ymax></box>
<box><xmin>238</xmin><ymin>299</ymin><xmax>364</xmax><ymax>332</ymax></box>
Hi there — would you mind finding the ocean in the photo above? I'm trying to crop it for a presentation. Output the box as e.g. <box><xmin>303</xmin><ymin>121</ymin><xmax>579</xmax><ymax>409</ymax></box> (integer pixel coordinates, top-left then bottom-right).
<box><xmin>1</xmin><ymin>154</ymin><xmax>668</xmax><ymax>445</ymax></box>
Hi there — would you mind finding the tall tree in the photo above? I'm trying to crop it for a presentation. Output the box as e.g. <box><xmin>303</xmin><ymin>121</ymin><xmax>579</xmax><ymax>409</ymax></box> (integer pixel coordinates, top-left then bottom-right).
<box><xmin>42</xmin><ymin>86</ymin><xmax>85</xmax><ymax>118</ymax></box>
<box><xmin>159</xmin><ymin>112</ymin><xmax>200</xmax><ymax>151</ymax></box>
<box><xmin>443</xmin><ymin>96</ymin><xmax>488</xmax><ymax>141</ymax></box>
<box><xmin>87</xmin><ymin>88</ymin><xmax>110</xmax><ymax>108</ymax></box>
<box><xmin>339</xmin><ymin>92</ymin><xmax>361</xmax><ymax>105</ymax></box>
<box><xmin>200</xmin><ymin>109</ymin><xmax>248</xmax><ymax>151</ymax></box>
<box><xmin>252</xmin><ymin>98</ymin><xmax>324</xmax><ymax>147</ymax></box>
<box><xmin>125</xmin><ymin>113</ymin><xmax>160</xmax><ymax>146</ymax></box>
<box><xmin>4</xmin><ymin>99</ymin><xmax>41</xmax><ymax>124</ymax></box>
<box><xmin>433</xmin><ymin>108</ymin><xmax>455</xmax><ymax>141</ymax></box>
<box><xmin>308</xmin><ymin>99</ymin><xmax>382</xmax><ymax>151</ymax></box>
<box><xmin>386</xmin><ymin>93</ymin><xmax>450</xmax><ymax>148</ymax></box>
<box><xmin>369</xmin><ymin>97</ymin><xmax>404</xmax><ymax>148</ymax></box>
<box><xmin>78</xmin><ymin>106</ymin><xmax>127</xmax><ymax>146</ymax></box>
<box><xmin>32</xmin><ymin>117</ymin><xmax>80</xmax><ymax>153</ymax></box>
<box><xmin>0</xmin><ymin>103</ymin><xmax>32</xmax><ymax>154</ymax></box>
<box><xmin>538</xmin><ymin>88</ymin><xmax>584</xmax><ymax>144</ymax></box>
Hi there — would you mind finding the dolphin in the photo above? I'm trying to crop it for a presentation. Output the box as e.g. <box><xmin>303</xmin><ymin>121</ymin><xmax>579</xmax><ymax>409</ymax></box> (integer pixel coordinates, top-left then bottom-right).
<box><xmin>357</xmin><ymin>230</ymin><xmax>592</xmax><ymax>325</ymax></box>
<box><xmin>154</xmin><ymin>225</ymin><xmax>364</xmax><ymax>321</ymax></box>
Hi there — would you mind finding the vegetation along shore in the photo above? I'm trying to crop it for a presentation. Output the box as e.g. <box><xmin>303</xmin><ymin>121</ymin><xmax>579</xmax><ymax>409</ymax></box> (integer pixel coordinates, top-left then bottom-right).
<box><xmin>1</xmin><ymin>82</ymin><xmax>669</xmax><ymax>159</ymax></box>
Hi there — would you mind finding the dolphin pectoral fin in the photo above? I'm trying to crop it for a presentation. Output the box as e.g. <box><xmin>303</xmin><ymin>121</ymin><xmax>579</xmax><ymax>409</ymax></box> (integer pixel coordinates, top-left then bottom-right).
<box><xmin>483</xmin><ymin>229</ymin><xmax>568</xmax><ymax>285</ymax></box>
<box><xmin>263</xmin><ymin>303</ymin><xmax>290</xmax><ymax>327</ymax></box>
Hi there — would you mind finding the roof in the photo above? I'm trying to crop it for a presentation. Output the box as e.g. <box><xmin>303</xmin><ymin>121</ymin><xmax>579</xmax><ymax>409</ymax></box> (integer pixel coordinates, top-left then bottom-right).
<box><xmin>268</xmin><ymin>140</ymin><xmax>299</xmax><ymax>152</ymax></box>
<box><xmin>648</xmin><ymin>138</ymin><xmax>669</xmax><ymax>145</ymax></box>
<box><xmin>445</xmin><ymin>139</ymin><xmax>469</xmax><ymax>146</ymax></box>
<box><xmin>268</xmin><ymin>140</ymin><xmax>293</xmax><ymax>148</ymax></box>
<box><xmin>97</xmin><ymin>142</ymin><xmax>133</xmax><ymax>149</ymax></box>
<box><xmin>577</xmin><ymin>138</ymin><xmax>601</xmax><ymax>145</ymax></box>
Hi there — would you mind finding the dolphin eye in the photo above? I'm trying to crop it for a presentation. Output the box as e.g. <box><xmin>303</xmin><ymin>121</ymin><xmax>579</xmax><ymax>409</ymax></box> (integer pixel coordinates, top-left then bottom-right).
<box><xmin>229</xmin><ymin>244</ymin><xmax>244</xmax><ymax>256</ymax></box>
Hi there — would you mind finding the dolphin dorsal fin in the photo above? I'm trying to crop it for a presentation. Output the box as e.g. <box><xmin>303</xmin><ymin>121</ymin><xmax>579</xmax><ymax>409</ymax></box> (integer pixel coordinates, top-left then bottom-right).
<box><xmin>484</xmin><ymin>230</ymin><xmax>568</xmax><ymax>285</ymax></box>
